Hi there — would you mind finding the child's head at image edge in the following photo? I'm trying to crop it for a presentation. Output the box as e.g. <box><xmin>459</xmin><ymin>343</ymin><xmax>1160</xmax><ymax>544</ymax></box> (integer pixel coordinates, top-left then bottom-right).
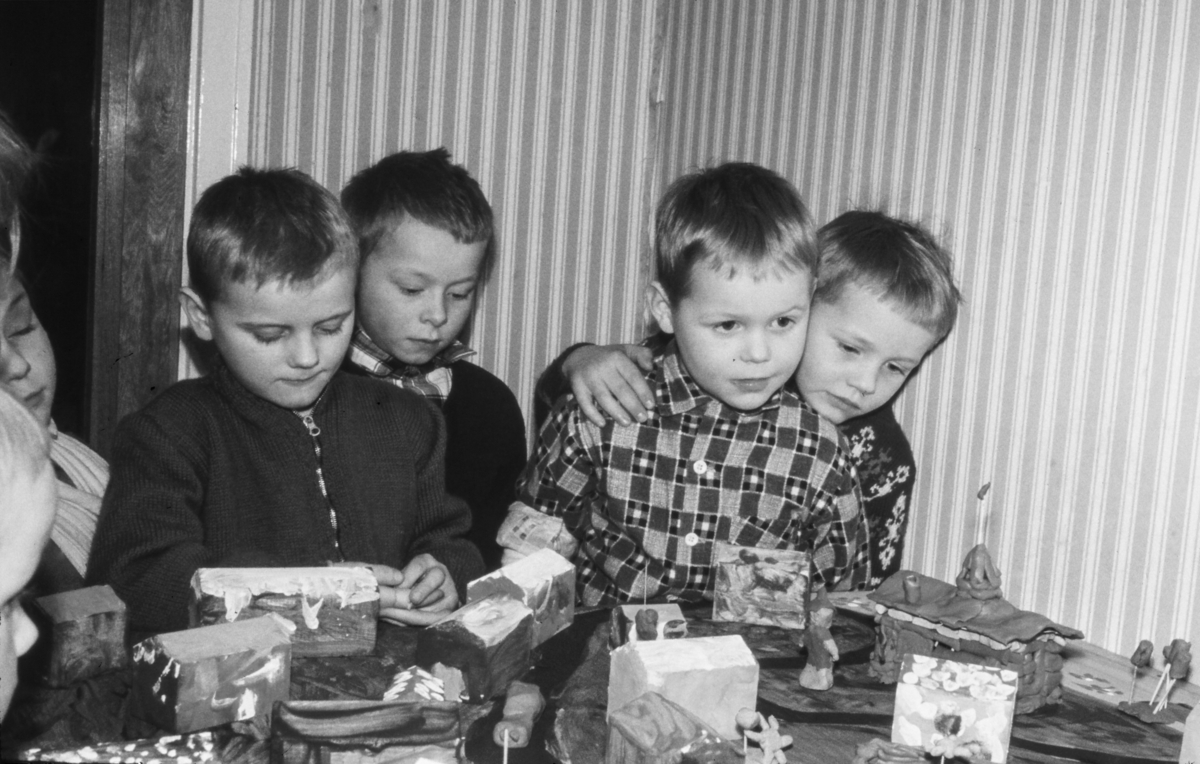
<box><xmin>182</xmin><ymin>167</ymin><xmax>359</xmax><ymax>411</ymax></box>
<box><xmin>341</xmin><ymin>148</ymin><xmax>493</xmax><ymax>367</ymax></box>
<box><xmin>650</xmin><ymin>162</ymin><xmax>819</xmax><ymax>412</ymax></box>
<box><xmin>797</xmin><ymin>210</ymin><xmax>962</xmax><ymax>425</ymax></box>
<box><xmin>0</xmin><ymin>384</ymin><xmax>55</xmax><ymax>719</ymax></box>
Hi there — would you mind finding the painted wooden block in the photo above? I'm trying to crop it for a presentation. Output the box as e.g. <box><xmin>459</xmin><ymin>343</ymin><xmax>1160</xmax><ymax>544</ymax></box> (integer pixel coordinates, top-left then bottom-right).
<box><xmin>607</xmin><ymin>691</ymin><xmax>742</xmax><ymax>764</ymax></box>
<box><xmin>32</xmin><ymin>585</ymin><xmax>128</xmax><ymax>686</ymax></box>
<box><xmin>608</xmin><ymin>635</ymin><xmax>759</xmax><ymax>740</ymax></box>
<box><xmin>711</xmin><ymin>543</ymin><xmax>809</xmax><ymax>631</ymax></box>
<box><xmin>383</xmin><ymin>666</ymin><xmax>446</xmax><ymax>702</ymax></box>
<box><xmin>609</xmin><ymin>604</ymin><xmax>687</xmax><ymax>648</ymax></box>
<box><xmin>132</xmin><ymin>614</ymin><xmax>293</xmax><ymax>733</ymax></box>
<box><xmin>414</xmin><ymin>594</ymin><xmax>534</xmax><ymax>703</ymax></box>
<box><xmin>466</xmin><ymin>548</ymin><xmax>575</xmax><ymax>645</ymax></box>
<box><xmin>190</xmin><ymin>566</ymin><xmax>379</xmax><ymax>657</ymax></box>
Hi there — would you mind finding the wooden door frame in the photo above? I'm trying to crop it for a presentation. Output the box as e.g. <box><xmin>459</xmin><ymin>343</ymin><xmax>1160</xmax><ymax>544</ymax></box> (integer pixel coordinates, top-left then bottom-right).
<box><xmin>90</xmin><ymin>0</ymin><xmax>193</xmax><ymax>456</ymax></box>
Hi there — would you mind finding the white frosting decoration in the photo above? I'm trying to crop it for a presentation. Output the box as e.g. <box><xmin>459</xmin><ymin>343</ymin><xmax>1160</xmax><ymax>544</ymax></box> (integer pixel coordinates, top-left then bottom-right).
<box><xmin>192</xmin><ymin>566</ymin><xmax>381</xmax><ymax>623</ymax></box>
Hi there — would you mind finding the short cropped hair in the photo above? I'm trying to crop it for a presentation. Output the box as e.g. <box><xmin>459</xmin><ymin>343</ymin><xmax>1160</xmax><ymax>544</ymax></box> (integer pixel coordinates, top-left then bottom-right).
<box><xmin>0</xmin><ymin>385</ymin><xmax>50</xmax><ymax>500</ymax></box>
<box><xmin>654</xmin><ymin>162</ymin><xmax>819</xmax><ymax>305</ymax></box>
<box><xmin>188</xmin><ymin>167</ymin><xmax>358</xmax><ymax>304</ymax></box>
<box><xmin>341</xmin><ymin>148</ymin><xmax>494</xmax><ymax>278</ymax></box>
<box><xmin>814</xmin><ymin>211</ymin><xmax>962</xmax><ymax>339</ymax></box>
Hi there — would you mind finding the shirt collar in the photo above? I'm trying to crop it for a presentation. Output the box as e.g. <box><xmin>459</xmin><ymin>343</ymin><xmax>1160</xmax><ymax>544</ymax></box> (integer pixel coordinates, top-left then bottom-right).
<box><xmin>349</xmin><ymin>324</ymin><xmax>475</xmax><ymax>378</ymax></box>
<box><xmin>653</xmin><ymin>339</ymin><xmax>786</xmax><ymax>418</ymax></box>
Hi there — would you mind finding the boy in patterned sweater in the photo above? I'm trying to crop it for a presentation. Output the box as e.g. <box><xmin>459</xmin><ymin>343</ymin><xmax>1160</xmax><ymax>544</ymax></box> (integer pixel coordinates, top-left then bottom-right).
<box><xmin>545</xmin><ymin>211</ymin><xmax>961</xmax><ymax>588</ymax></box>
<box><xmin>505</xmin><ymin>162</ymin><xmax>868</xmax><ymax>606</ymax></box>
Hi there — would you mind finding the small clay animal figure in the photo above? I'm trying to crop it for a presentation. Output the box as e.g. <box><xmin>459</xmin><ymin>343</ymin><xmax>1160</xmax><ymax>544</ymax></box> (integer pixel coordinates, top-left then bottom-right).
<box><xmin>1128</xmin><ymin>639</ymin><xmax>1154</xmax><ymax>700</ymax></box>
<box><xmin>634</xmin><ymin>608</ymin><xmax>659</xmax><ymax>642</ymax></box>
<box><xmin>799</xmin><ymin>588</ymin><xmax>838</xmax><ymax>691</ymax></box>
<box><xmin>736</xmin><ymin>709</ymin><xmax>792</xmax><ymax>764</ymax></box>
<box><xmin>1153</xmin><ymin>639</ymin><xmax>1193</xmax><ymax>713</ymax></box>
<box><xmin>955</xmin><ymin>544</ymin><xmax>1003</xmax><ymax>600</ymax></box>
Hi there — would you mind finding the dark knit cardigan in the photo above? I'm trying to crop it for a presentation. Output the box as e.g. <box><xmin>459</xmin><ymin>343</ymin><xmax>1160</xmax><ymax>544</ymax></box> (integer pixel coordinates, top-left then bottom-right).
<box><xmin>344</xmin><ymin>358</ymin><xmax>528</xmax><ymax>571</ymax></box>
<box><xmin>87</xmin><ymin>362</ymin><xmax>484</xmax><ymax>634</ymax></box>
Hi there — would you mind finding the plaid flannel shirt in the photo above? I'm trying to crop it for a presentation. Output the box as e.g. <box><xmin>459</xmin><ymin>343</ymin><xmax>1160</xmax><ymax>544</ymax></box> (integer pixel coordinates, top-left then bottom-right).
<box><xmin>347</xmin><ymin>326</ymin><xmax>475</xmax><ymax>404</ymax></box>
<box><xmin>517</xmin><ymin>340</ymin><xmax>869</xmax><ymax>607</ymax></box>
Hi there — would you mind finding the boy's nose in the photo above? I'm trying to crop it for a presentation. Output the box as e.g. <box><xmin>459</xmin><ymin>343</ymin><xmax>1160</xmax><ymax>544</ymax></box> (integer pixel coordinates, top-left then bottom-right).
<box><xmin>288</xmin><ymin>335</ymin><xmax>321</xmax><ymax>368</ymax></box>
<box><xmin>741</xmin><ymin>332</ymin><xmax>770</xmax><ymax>364</ymax></box>
<box><xmin>848</xmin><ymin>366</ymin><xmax>877</xmax><ymax>396</ymax></box>
<box><xmin>14</xmin><ymin>604</ymin><xmax>39</xmax><ymax>657</ymax></box>
<box><xmin>0</xmin><ymin>338</ymin><xmax>32</xmax><ymax>382</ymax></box>
<box><xmin>421</xmin><ymin>295</ymin><xmax>448</xmax><ymax>328</ymax></box>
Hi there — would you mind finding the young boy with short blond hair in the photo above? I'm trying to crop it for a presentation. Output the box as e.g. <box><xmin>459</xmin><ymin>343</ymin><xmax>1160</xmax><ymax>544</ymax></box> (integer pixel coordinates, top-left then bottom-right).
<box><xmin>509</xmin><ymin>162</ymin><xmax>868</xmax><ymax>606</ymax></box>
<box><xmin>88</xmin><ymin>167</ymin><xmax>483</xmax><ymax>634</ymax></box>
<box><xmin>548</xmin><ymin>210</ymin><xmax>961</xmax><ymax>587</ymax></box>
<box><xmin>341</xmin><ymin>149</ymin><xmax>526</xmax><ymax>570</ymax></box>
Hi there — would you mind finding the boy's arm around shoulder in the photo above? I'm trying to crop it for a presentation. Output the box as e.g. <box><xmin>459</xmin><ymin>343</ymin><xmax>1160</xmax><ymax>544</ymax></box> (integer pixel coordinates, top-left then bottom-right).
<box><xmin>85</xmin><ymin>388</ymin><xmax>259</xmax><ymax>634</ymax></box>
<box><xmin>396</xmin><ymin>389</ymin><xmax>485</xmax><ymax>597</ymax></box>
<box><xmin>806</xmin><ymin>429</ymin><xmax>871</xmax><ymax>592</ymax></box>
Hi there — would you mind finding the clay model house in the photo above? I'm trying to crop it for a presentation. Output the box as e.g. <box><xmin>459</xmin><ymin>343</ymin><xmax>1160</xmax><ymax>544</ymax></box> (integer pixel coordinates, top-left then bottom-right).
<box><xmin>868</xmin><ymin>567</ymin><xmax>1084</xmax><ymax>714</ymax></box>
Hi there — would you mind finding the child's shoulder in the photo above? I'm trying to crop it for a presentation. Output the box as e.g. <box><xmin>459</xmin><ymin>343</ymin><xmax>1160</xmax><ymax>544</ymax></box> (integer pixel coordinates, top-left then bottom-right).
<box><xmin>444</xmin><ymin>359</ymin><xmax>521</xmax><ymax>414</ymax></box>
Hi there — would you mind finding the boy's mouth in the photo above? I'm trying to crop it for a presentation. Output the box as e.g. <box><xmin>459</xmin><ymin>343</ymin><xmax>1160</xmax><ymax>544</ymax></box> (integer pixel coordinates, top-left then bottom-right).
<box><xmin>732</xmin><ymin>378</ymin><xmax>772</xmax><ymax>392</ymax></box>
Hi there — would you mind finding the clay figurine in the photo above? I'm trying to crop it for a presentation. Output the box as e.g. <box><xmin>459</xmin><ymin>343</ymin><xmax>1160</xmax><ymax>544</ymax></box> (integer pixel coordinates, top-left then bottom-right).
<box><xmin>1128</xmin><ymin>639</ymin><xmax>1153</xmax><ymax>700</ymax></box>
<box><xmin>954</xmin><ymin>544</ymin><xmax>1002</xmax><ymax>600</ymax></box>
<box><xmin>1152</xmin><ymin>638</ymin><xmax>1192</xmax><ymax>713</ymax></box>
<box><xmin>735</xmin><ymin>709</ymin><xmax>791</xmax><ymax>764</ymax></box>
<box><xmin>798</xmin><ymin>588</ymin><xmax>838</xmax><ymax>691</ymax></box>
<box><xmin>493</xmin><ymin>680</ymin><xmax>545</xmax><ymax>748</ymax></box>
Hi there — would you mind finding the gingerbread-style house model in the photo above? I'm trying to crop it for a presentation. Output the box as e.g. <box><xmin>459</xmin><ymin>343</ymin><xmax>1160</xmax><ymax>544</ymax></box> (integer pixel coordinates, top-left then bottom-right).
<box><xmin>868</xmin><ymin>545</ymin><xmax>1083</xmax><ymax>714</ymax></box>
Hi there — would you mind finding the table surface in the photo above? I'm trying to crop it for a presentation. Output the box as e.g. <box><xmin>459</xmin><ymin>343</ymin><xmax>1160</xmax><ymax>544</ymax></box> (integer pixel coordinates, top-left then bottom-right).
<box><xmin>5</xmin><ymin>597</ymin><xmax>1195</xmax><ymax>764</ymax></box>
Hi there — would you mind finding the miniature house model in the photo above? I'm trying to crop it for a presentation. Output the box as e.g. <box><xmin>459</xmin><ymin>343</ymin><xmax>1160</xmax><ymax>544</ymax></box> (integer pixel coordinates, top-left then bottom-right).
<box><xmin>868</xmin><ymin>545</ymin><xmax>1084</xmax><ymax>714</ymax></box>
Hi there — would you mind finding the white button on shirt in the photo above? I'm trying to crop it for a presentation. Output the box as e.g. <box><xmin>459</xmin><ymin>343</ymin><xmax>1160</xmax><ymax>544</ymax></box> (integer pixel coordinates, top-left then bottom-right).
<box><xmin>692</xmin><ymin>460</ymin><xmax>709</xmax><ymax>475</ymax></box>
<box><xmin>685</xmin><ymin>532</ymin><xmax>700</xmax><ymax>547</ymax></box>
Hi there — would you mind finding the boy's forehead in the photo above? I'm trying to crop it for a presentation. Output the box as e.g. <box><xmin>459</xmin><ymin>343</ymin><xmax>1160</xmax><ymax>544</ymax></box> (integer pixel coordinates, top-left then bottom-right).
<box><xmin>814</xmin><ymin>283</ymin><xmax>939</xmax><ymax>358</ymax></box>
<box><xmin>681</xmin><ymin>260</ymin><xmax>812</xmax><ymax>306</ymax></box>
<box><xmin>214</xmin><ymin>266</ymin><xmax>356</xmax><ymax>315</ymax></box>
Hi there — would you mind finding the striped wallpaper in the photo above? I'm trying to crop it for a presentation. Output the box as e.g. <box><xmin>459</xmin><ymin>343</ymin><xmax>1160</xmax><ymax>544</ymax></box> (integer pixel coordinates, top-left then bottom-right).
<box><xmin>186</xmin><ymin>0</ymin><xmax>1199</xmax><ymax>658</ymax></box>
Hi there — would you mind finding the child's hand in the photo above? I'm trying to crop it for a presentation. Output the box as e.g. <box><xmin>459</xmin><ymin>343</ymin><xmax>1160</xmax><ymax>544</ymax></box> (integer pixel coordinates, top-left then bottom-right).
<box><xmin>389</xmin><ymin>554</ymin><xmax>458</xmax><ymax>625</ymax></box>
<box><xmin>339</xmin><ymin>558</ymin><xmax>459</xmax><ymax>626</ymax></box>
<box><xmin>562</xmin><ymin>344</ymin><xmax>654</xmax><ymax>427</ymax></box>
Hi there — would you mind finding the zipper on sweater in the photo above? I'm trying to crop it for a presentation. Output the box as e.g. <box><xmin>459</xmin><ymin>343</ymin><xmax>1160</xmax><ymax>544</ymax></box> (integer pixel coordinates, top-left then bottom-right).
<box><xmin>298</xmin><ymin>412</ymin><xmax>344</xmax><ymax>561</ymax></box>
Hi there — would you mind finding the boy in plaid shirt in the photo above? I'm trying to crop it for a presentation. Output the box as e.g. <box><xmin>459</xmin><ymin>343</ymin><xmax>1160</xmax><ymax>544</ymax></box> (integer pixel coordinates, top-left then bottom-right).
<box><xmin>504</xmin><ymin>162</ymin><xmax>868</xmax><ymax>606</ymax></box>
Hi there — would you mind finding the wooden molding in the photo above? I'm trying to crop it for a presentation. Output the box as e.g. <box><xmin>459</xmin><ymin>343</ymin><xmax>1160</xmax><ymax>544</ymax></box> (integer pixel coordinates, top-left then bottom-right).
<box><xmin>90</xmin><ymin>0</ymin><xmax>192</xmax><ymax>456</ymax></box>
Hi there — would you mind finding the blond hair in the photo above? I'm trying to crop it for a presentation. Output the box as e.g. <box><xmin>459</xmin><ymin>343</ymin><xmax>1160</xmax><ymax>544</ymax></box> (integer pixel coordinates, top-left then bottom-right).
<box><xmin>0</xmin><ymin>386</ymin><xmax>51</xmax><ymax>530</ymax></box>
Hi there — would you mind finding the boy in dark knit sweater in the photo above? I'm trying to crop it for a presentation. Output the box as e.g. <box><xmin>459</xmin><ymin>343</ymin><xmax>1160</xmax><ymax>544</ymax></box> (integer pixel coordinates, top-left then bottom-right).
<box><xmin>542</xmin><ymin>211</ymin><xmax>961</xmax><ymax>588</ymax></box>
<box><xmin>87</xmin><ymin>168</ymin><xmax>483</xmax><ymax>634</ymax></box>
<box><xmin>340</xmin><ymin>149</ymin><xmax>526</xmax><ymax>570</ymax></box>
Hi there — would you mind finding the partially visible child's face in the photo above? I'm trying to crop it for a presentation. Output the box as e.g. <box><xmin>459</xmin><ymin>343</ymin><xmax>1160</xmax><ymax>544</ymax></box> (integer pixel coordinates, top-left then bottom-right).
<box><xmin>182</xmin><ymin>267</ymin><xmax>356</xmax><ymax>410</ymax></box>
<box><xmin>0</xmin><ymin>278</ymin><xmax>57</xmax><ymax>427</ymax></box>
<box><xmin>0</xmin><ymin>463</ymin><xmax>56</xmax><ymax>718</ymax></box>
<box><xmin>796</xmin><ymin>281</ymin><xmax>939</xmax><ymax>425</ymax></box>
<box><xmin>356</xmin><ymin>218</ymin><xmax>486</xmax><ymax>366</ymax></box>
<box><xmin>651</xmin><ymin>264</ymin><xmax>812</xmax><ymax>412</ymax></box>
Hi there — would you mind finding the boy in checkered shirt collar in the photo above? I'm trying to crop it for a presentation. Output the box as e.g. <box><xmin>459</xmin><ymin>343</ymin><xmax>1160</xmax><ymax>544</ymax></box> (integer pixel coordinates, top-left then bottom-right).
<box><xmin>504</xmin><ymin>162</ymin><xmax>868</xmax><ymax>607</ymax></box>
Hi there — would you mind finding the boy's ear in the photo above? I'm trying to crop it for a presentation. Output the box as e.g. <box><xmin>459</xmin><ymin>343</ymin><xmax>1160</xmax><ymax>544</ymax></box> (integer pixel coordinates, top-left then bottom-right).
<box><xmin>179</xmin><ymin>287</ymin><xmax>215</xmax><ymax>342</ymax></box>
<box><xmin>647</xmin><ymin>282</ymin><xmax>676</xmax><ymax>335</ymax></box>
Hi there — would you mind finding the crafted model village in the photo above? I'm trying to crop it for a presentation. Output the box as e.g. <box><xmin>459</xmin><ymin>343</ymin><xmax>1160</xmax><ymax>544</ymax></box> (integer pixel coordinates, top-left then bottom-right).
<box><xmin>11</xmin><ymin>534</ymin><xmax>1193</xmax><ymax>764</ymax></box>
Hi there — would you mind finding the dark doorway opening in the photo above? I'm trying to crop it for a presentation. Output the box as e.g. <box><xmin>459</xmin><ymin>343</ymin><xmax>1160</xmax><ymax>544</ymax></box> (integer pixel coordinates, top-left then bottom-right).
<box><xmin>0</xmin><ymin>0</ymin><xmax>99</xmax><ymax>437</ymax></box>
